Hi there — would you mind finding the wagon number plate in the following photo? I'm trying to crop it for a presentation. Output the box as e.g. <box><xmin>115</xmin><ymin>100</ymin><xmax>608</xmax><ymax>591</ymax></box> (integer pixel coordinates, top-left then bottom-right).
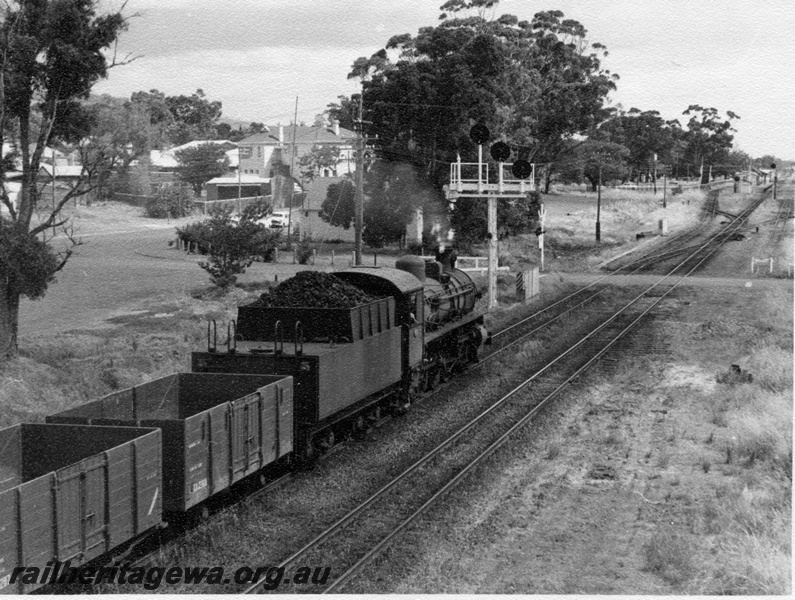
<box><xmin>192</xmin><ymin>479</ymin><xmax>208</xmax><ymax>493</ymax></box>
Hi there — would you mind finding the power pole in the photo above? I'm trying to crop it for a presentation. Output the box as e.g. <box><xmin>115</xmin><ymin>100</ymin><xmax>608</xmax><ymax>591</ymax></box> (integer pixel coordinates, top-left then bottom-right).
<box><xmin>652</xmin><ymin>153</ymin><xmax>657</xmax><ymax>194</ymax></box>
<box><xmin>286</xmin><ymin>97</ymin><xmax>299</xmax><ymax>241</ymax></box>
<box><xmin>354</xmin><ymin>94</ymin><xmax>364</xmax><ymax>265</ymax></box>
<box><xmin>596</xmin><ymin>162</ymin><xmax>602</xmax><ymax>242</ymax></box>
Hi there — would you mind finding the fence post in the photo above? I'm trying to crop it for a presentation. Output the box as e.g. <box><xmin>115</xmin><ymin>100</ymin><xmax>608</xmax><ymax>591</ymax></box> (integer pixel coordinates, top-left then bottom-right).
<box><xmin>331</xmin><ymin>250</ymin><xmax>335</xmax><ymax>266</ymax></box>
<box><xmin>373</xmin><ymin>252</ymin><xmax>377</xmax><ymax>266</ymax></box>
<box><xmin>312</xmin><ymin>248</ymin><xmax>317</xmax><ymax>265</ymax></box>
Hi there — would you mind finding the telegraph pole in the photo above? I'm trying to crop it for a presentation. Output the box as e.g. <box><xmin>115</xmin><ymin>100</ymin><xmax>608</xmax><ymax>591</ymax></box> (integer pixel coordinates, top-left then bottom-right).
<box><xmin>596</xmin><ymin>163</ymin><xmax>602</xmax><ymax>243</ymax></box>
<box><xmin>652</xmin><ymin>153</ymin><xmax>657</xmax><ymax>194</ymax></box>
<box><xmin>287</xmin><ymin>97</ymin><xmax>299</xmax><ymax>241</ymax></box>
<box><xmin>354</xmin><ymin>94</ymin><xmax>364</xmax><ymax>266</ymax></box>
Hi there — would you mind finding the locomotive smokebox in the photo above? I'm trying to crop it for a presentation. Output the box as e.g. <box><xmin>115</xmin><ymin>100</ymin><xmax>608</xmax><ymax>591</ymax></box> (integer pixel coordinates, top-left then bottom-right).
<box><xmin>435</xmin><ymin>246</ymin><xmax>457</xmax><ymax>270</ymax></box>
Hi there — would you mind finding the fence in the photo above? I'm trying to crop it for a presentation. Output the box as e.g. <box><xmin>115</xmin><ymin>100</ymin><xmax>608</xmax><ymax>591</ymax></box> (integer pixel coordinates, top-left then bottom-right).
<box><xmin>419</xmin><ymin>255</ymin><xmax>510</xmax><ymax>275</ymax></box>
<box><xmin>610</xmin><ymin>176</ymin><xmax>745</xmax><ymax>194</ymax></box>
<box><xmin>194</xmin><ymin>196</ymin><xmax>269</xmax><ymax>216</ymax></box>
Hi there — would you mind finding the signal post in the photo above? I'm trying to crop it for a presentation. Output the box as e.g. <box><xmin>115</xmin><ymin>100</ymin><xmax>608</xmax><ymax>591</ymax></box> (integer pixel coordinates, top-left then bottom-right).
<box><xmin>446</xmin><ymin>126</ymin><xmax>536</xmax><ymax>308</ymax></box>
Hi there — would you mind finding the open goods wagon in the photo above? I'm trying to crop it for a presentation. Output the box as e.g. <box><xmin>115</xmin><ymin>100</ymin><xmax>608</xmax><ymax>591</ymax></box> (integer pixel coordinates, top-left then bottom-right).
<box><xmin>0</xmin><ymin>423</ymin><xmax>162</xmax><ymax>594</ymax></box>
<box><xmin>47</xmin><ymin>372</ymin><xmax>293</xmax><ymax>513</ymax></box>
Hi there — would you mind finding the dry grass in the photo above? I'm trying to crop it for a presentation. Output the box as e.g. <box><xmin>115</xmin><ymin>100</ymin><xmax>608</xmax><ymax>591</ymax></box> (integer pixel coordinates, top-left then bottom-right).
<box><xmin>642</xmin><ymin>526</ymin><xmax>697</xmax><ymax>586</ymax></box>
<box><xmin>689</xmin><ymin>299</ymin><xmax>793</xmax><ymax>595</ymax></box>
<box><xmin>0</xmin><ymin>289</ymin><xmax>253</xmax><ymax>428</ymax></box>
<box><xmin>31</xmin><ymin>200</ymin><xmax>200</xmax><ymax>236</ymax></box>
<box><xmin>541</xmin><ymin>188</ymin><xmax>704</xmax><ymax>269</ymax></box>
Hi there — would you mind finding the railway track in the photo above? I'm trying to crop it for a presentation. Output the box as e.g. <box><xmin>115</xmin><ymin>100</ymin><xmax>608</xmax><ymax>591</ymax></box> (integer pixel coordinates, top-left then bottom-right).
<box><xmin>613</xmin><ymin>186</ymin><xmax>770</xmax><ymax>273</ymax></box>
<box><xmin>240</xmin><ymin>186</ymin><xmax>766</xmax><ymax>594</ymax></box>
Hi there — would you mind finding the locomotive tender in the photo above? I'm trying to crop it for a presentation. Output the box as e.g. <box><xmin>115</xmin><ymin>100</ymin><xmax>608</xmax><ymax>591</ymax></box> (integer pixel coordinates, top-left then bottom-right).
<box><xmin>0</xmin><ymin>255</ymin><xmax>487</xmax><ymax>593</ymax></box>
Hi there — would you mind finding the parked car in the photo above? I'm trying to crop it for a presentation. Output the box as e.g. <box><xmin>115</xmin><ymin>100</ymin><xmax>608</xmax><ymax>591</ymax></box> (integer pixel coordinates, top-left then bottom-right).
<box><xmin>264</xmin><ymin>215</ymin><xmax>288</xmax><ymax>229</ymax></box>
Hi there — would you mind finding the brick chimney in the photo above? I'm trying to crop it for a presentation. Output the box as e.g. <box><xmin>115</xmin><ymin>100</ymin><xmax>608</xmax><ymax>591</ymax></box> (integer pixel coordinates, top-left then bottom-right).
<box><xmin>332</xmin><ymin>119</ymin><xmax>339</xmax><ymax>136</ymax></box>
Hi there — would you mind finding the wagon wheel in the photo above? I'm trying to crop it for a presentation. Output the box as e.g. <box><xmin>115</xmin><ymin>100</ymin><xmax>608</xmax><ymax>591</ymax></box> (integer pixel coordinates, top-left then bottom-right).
<box><xmin>352</xmin><ymin>415</ymin><xmax>368</xmax><ymax>440</ymax></box>
<box><xmin>314</xmin><ymin>429</ymin><xmax>335</xmax><ymax>454</ymax></box>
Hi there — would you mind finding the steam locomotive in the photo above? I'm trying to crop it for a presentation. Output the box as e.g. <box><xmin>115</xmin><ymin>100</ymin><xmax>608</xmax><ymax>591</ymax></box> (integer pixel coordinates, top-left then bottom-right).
<box><xmin>0</xmin><ymin>253</ymin><xmax>487</xmax><ymax>593</ymax></box>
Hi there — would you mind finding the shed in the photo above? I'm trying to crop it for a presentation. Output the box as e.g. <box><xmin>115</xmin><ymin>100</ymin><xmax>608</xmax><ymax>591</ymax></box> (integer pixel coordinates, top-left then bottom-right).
<box><xmin>299</xmin><ymin>177</ymin><xmax>355</xmax><ymax>242</ymax></box>
<box><xmin>205</xmin><ymin>174</ymin><xmax>272</xmax><ymax>201</ymax></box>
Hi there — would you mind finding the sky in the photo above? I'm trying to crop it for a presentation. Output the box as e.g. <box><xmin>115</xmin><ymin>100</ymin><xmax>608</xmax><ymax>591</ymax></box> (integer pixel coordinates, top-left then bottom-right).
<box><xmin>93</xmin><ymin>0</ymin><xmax>795</xmax><ymax>160</ymax></box>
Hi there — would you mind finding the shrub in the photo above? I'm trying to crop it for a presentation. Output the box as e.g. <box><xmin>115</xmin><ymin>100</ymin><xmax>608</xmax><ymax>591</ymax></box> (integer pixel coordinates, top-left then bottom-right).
<box><xmin>145</xmin><ymin>185</ymin><xmax>195</xmax><ymax>219</ymax></box>
<box><xmin>295</xmin><ymin>238</ymin><xmax>314</xmax><ymax>265</ymax></box>
<box><xmin>180</xmin><ymin>206</ymin><xmax>281</xmax><ymax>288</ymax></box>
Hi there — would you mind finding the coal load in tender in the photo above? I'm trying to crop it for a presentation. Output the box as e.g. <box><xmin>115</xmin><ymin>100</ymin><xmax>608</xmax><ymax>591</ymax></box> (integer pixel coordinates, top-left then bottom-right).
<box><xmin>255</xmin><ymin>271</ymin><xmax>379</xmax><ymax>308</ymax></box>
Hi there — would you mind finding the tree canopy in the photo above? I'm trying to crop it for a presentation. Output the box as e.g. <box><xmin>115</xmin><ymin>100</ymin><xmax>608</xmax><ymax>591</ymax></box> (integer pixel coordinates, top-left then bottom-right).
<box><xmin>174</xmin><ymin>143</ymin><xmax>229</xmax><ymax>194</ymax></box>
<box><xmin>352</xmin><ymin>5</ymin><xmax>617</xmax><ymax>193</ymax></box>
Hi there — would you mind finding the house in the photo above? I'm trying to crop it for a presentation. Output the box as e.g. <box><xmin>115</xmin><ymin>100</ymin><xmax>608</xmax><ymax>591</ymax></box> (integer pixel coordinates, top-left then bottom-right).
<box><xmin>30</xmin><ymin>145</ymin><xmax>80</xmax><ymax>166</ymax></box>
<box><xmin>237</xmin><ymin>121</ymin><xmax>356</xmax><ymax>180</ymax></box>
<box><xmin>297</xmin><ymin>177</ymin><xmax>356</xmax><ymax>243</ymax></box>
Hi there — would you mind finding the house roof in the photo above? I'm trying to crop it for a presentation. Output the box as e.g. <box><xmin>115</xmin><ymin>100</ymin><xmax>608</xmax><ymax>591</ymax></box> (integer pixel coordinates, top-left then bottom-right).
<box><xmin>170</xmin><ymin>140</ymin><xmax>238</xmax><ymax>153</ymax></box>
<box><xmin>206</xmin><ymin>174</ymin><xmax>270</xmax><ymax>186</ymax></box>
<box><xmin>38</xmin><ymin>164</ymin><xmax>84</xmax><ymax>177</ymax></box>
<box><xmin>239</xmin><ymin>125</ymin><xmax>356</xmax><ymax>147</ymax></box>
<box><xmin>303</xmin><ymin>176</ymin><xmax>352</xmax><ymax>211</ymax></box>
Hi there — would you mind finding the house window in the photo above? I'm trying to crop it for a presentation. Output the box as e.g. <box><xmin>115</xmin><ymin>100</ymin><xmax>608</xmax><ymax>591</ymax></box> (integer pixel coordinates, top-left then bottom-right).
<box><xmin>257</xmin><ymin>146</ymin><xmax>261</xmax><ymax>158</ymax></box>
<box><xmin>305</xmin><ymin>211</ymin><xmax>309</xmax><ymax>217</ymax></box>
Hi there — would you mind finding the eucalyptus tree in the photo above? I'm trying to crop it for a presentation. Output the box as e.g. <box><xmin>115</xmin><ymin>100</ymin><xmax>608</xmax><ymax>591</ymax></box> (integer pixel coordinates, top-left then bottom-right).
<box><xmin>681</xmin><ymin>105</ymin><xmax>739</xmax><ymax>182</ymax></box>
<box><xmin>348</xmin><ymin>0</ymin><xmax>617</xmax><ymax>201</ymax></box>
<box><xmin>0</xmin><ymin>0</ymin><xmax>128</xmax><ymax>358</ymax></box>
